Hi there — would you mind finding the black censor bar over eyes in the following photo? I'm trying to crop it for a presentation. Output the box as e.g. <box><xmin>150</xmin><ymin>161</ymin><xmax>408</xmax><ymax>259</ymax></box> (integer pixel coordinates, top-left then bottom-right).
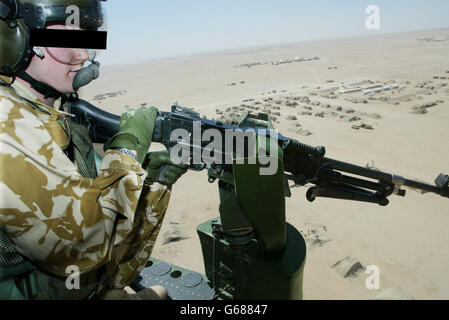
<box><xmin>30</xmin><ymin>29</ymin><xmax>107</xmax><ymax>50</ymax></box>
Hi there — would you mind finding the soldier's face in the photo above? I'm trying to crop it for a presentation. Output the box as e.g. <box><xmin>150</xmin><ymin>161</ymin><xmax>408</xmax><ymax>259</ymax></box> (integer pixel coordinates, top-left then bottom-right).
<box><xmin>26</xmin><ymin>25</ymin><xmax>90</xmax><ymax>94</ymax></box>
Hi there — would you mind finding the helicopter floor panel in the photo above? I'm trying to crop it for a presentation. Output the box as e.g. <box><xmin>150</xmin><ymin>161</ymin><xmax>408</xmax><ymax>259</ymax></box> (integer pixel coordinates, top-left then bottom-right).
<box><xmin>131</xmin><ymin>257</ymin><xmax>215</xmax><ymax>300</ymax></box>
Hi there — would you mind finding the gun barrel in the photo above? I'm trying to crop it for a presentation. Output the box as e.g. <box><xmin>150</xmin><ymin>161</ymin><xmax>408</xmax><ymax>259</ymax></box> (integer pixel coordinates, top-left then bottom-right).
<box><xmin>322</xmin><ymin>158</ymin><xmax>394</xmax><ymax>181</ymax></box>
<box><xmin>402</xmin><ymin>178</ymin><xmax>441</xmax><ymax>194</ymax></box>
<box><xmin>321</xmin><ymin>157</ymin><xmax>441</xmax><ymax>195</ymax></box>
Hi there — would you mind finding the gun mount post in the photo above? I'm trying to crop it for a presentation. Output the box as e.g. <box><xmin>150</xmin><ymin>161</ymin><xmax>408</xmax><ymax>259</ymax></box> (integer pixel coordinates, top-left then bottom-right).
<box><xmin>197</xmin><ymin>113</ymin><xmax>306</xmax><ymax>299</ymax></box>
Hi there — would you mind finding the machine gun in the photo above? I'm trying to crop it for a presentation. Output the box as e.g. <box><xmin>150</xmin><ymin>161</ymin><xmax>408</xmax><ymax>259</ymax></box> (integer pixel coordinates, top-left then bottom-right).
<box><xmin>68</xmin><ymin>98</ymin><xmax>449</xmax><ymax>300</ymax></box>
<box><xmin>68</xmin><ymin>98</ymin><xmax>449</xmax><ymax>205</ymax></box>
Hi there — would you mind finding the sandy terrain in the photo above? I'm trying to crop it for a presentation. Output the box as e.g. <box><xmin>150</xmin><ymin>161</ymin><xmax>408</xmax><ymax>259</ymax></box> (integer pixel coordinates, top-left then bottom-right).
<box><xmin>81</xmin><ymin>29</ymin><xmax>449</xmax><ymax>300</ymax></box>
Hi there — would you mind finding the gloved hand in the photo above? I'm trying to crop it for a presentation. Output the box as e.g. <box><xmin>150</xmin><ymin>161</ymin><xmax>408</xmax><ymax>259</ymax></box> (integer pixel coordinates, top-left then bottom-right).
<box><xmin>104</xmin><ymin>106</ymin><xmax>158</xmax><ymax>163</ymax></box>
<box><xmin>144</xmin><ymin>150</ymin><xmax>188</xmax><ymax>186</ymax></box>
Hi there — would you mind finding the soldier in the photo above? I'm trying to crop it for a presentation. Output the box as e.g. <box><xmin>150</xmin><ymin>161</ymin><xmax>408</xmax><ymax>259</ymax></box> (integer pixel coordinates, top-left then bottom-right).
<box><xmin>0</xmin><ymin>0</ymin><xmax>187</xmax><ymax>299</ymax></box>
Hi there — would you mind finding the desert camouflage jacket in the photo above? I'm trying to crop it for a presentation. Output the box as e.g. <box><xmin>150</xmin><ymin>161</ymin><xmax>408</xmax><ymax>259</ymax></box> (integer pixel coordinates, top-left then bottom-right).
<box><xmin>0</xmin><ymin>76</ymin><xmax>170</xmax><ymax>290</ymax></box>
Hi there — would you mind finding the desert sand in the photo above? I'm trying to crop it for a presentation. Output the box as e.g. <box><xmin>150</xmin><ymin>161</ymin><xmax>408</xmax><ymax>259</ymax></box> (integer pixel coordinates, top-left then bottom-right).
<box><xmin>80</xmin><ymin>29</ymin><xmax>449</xmax><ymax>300</ymax></box>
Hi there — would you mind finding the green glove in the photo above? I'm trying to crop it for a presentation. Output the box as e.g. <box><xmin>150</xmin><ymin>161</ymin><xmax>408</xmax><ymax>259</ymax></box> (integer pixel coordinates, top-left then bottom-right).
<box><xmin>144</xmin><ymin>151</ymin><xmax>188</xmax><ymax>186</ymax></box>
<box><xmin>104</xmin><ymin>106</ymin><xmax>158</xmax><ymax>163</ymax></box>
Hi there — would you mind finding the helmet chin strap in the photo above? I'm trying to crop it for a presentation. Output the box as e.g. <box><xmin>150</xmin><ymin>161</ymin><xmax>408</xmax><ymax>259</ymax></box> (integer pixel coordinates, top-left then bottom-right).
<box><xmin>16</xmin><ymin>69</ymin><xmax>69</xmax><ymax>104</ymax></box>
<box><xmin>16</xmin><ymin>53</ymin><xmax>101</xmax><ymax>104</ymax></box>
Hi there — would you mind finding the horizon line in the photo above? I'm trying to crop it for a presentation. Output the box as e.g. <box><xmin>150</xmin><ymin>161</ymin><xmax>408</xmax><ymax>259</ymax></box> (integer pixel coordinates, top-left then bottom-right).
<box><xmin>101</xmin><ymin>27</ymin><xmax>449</xmax><ymax>68</ymax></box>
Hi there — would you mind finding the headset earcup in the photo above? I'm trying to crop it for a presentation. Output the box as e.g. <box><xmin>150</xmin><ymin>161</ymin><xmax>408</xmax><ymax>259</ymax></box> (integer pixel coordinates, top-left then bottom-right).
<box><xmin>0</xmin><ymin>18</ymin><xmax>33</xmax><ymax>75</ymax></box>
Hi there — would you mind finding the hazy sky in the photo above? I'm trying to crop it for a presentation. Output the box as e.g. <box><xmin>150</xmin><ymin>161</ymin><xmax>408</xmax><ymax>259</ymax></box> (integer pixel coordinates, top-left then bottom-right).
<box><xmin>98</xmin><ymin>0</ymin><xmax>449</xmax><ymax>66</ymax></box>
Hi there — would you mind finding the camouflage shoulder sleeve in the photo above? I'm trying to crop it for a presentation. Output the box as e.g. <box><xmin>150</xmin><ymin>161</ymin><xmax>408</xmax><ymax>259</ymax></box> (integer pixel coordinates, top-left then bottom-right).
<box><xmin>0</xmin><ymin>87</ymin><xmax>165</xmax><ymax>277</ymax></box>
